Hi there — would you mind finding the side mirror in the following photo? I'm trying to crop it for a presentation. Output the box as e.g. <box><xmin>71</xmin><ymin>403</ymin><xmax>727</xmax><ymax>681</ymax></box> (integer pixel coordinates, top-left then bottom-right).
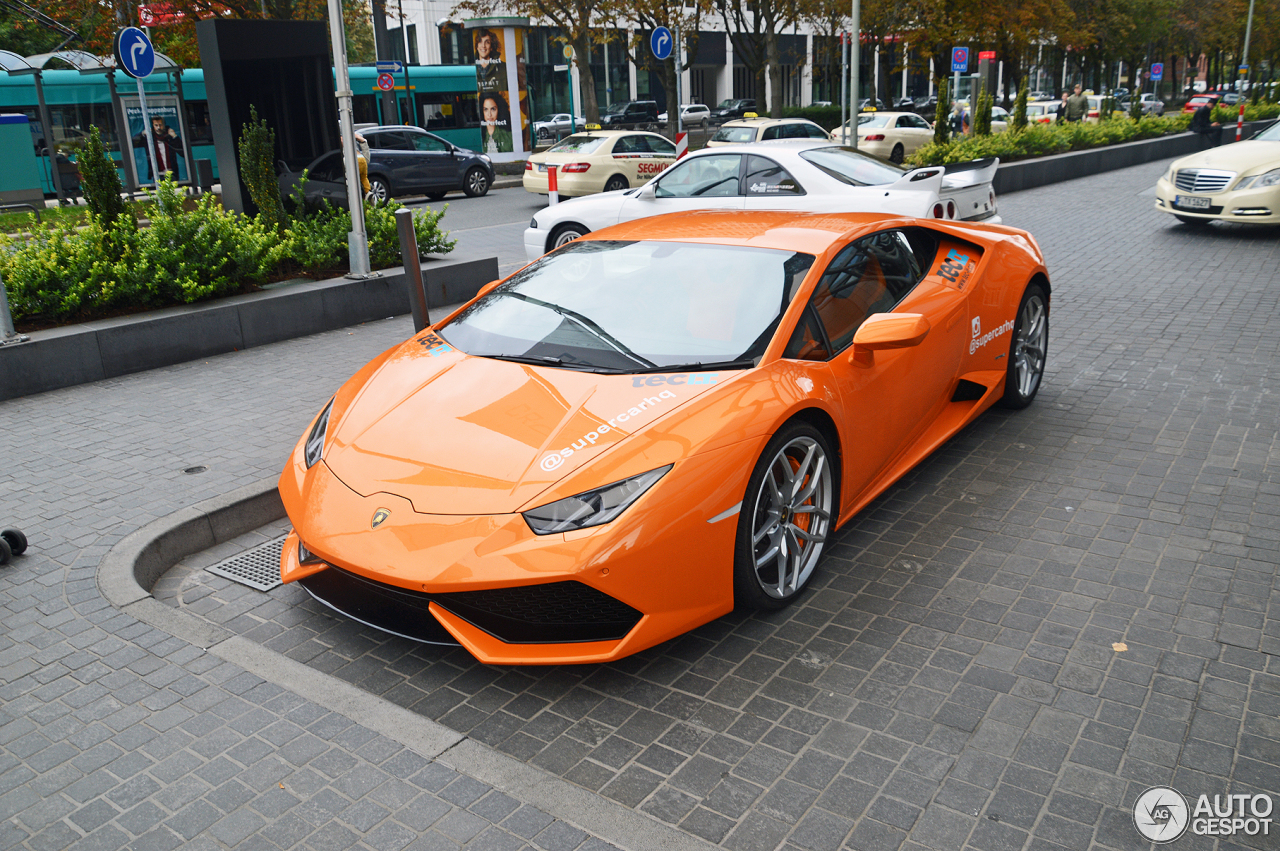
<box><xmin>637</xmin><ymin>181</ymin><xmax>658</xmax><ymax>200</ymax></box>
<box><xmin>477</xmin><ymin>279</ymin><xmax>502</xmax><ymax>297</ymax></box>
<box><xmin>849</xmin><ymin>314</ymin><xmax>930</xmax><ymax>365</ymax></box>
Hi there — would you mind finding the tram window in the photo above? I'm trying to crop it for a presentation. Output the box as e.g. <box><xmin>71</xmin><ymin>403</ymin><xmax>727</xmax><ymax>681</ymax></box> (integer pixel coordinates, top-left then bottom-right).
<box><xmin>419</xmin><ymin>94</ymin><xmax>461</xmax><ymax>130</ymax></box>
<box><xmin>185</xmin><ymin>102</ymin><xmax>214</xmax><ymax>145</ymax></box>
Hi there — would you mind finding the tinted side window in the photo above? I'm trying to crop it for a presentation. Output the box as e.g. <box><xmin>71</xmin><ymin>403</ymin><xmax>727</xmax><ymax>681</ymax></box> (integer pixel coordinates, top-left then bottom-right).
<box><xmin>369</xmin><ymin>132</ymin><xmax>412</xmax><ymax>151</ymax></box>
<box><xmin>761</xmin><ymin>125</ymin><xmax>783</xmax><ymax>140</ymax></box>
<box><xmin>410</xmin><ymin>133</ymin><xmax>449</xmax><ymax>152</ymax></box>
<box><xmin>805</xmin><ymin>123</ymin><xmax>829</xmax><ymax>139</ymax></box>
<box><xmin>745</xmin><ymin>155</ymin><xmax>804</xmax><ymax>196</ymax></box>
<box><xmin>807</xmin><ymin>230</ymin><xmax>921</xmax><ymax>354</ymax></box>
<box><xmin>309</xmin><ymin>153</ymin><xmax>344</xmax><ymax>183</ymax></box>
<box><xmin>648</xmin><ymin>136</ymin><xmax>677</xmax><ymax>156</ymax></box>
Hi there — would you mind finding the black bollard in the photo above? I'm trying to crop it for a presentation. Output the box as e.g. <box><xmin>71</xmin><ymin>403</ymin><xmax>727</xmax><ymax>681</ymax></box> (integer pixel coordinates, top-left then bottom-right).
<box><xmin>395</xmin><ymin>207</ymin><xmax>430</xmax><ymax>332</ymax></box>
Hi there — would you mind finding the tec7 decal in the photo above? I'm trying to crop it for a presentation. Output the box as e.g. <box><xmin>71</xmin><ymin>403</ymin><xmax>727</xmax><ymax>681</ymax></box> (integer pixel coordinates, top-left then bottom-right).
<box><xmin>414</xmin><ymin>332</ymin><xmax>454</xmax><ymax>358</ymax></box>
<box><xmin>936</xmin><ymin>248</ymin><xmax>974</xmax><ymax>288</ymax></box>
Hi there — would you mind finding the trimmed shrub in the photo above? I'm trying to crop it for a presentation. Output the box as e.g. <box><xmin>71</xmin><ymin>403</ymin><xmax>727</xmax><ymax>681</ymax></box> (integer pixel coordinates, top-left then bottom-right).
<box><xmin>238</xmin><ymin>106</ymin><xmax>287</xmax><ymax>233</ymax></box>
<box><xmin>1012</xmin><ymin>82</ymin><xmax>1029</xmax><ymax>131</ymax></box>
<box><xmin>77</xmin><ymin>125</ymin><xmax>134</xmax><ymax>233</ymax></box>
<box><xmin>934</xmin><ymin>79</ymin><xmax>950</xmax><ymax>146</ymax></box>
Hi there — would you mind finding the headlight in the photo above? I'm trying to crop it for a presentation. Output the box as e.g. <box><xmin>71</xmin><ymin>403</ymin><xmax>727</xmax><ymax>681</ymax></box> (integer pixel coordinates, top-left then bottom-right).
<box><xmin>523</xmin><ymin>466</ymin><xmax>671</xmax><ymax>535</ymax></box>
<box><xmin>479</xmin><ymin>154</ymin><xmax>492</xmax><ymax>163</ymax></box>
<box><xmin>530</xmin><ymin>217</ymin><xmax>538</xmax><ymax>229</ymax></box>
<box><xmin>304</xmin><ymin>399</ymin><xmax>333</xmax><ymax>468</ymax></box>
<box><xmin>1236</xmin><ymin>168</ymin><xmax>1280</xmax><ymax>189</ymax></box>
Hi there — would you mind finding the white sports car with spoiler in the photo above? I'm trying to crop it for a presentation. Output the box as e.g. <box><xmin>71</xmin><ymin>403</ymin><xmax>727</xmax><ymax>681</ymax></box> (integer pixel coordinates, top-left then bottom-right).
<box><xmin>524</xmin><ymin>140</ymin><xmax>1000</xmax><ymax>260</ymax></box>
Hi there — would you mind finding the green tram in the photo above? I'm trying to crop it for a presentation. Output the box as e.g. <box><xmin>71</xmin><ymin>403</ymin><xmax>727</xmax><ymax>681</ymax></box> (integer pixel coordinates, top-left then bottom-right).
<box><xmin>0</xmin><ymin>63</ymin><xmax>483</xmax><ymax>195</ymax></box>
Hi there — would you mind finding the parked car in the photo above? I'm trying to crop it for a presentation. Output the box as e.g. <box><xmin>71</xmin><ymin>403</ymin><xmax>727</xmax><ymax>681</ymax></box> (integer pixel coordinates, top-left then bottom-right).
<box><xmin>1183</xmin><ymin>93</ymin><xmax>1223</xmax><ymax>114</ymax></box>
<box><xmin>913</xmin><ymin>94</ymin><xmax>939</xmax><ymax>114</ymax></box>
<box><xmin>1118</xmin><ymin>94</ymin><xmax>1165</xmax><ymax>115</ymax></box>
<box><xmin>658</xmin><ymin>104</ymin><xmax>712</xmax><ymax>128</ymax></box>
<box><xmin>523</xmin><ymin>130</ymin><xmax>677</xmax><ymax>197</ymax></box>
<box><xmin>534</xmin><ymin>113</ymin><xmax>584</xmax><ymax>140</ymax></box>
<box><xmin>710</xmin><ymin>98</ymin><xmax>757</xmax><ymax>123</ymax></box>
<box><xmin>1025</xmin><ymin>100</ymin><xmax>1061</xmax><ymax>124</ymax></box>
<box><xmin>523</xmin><ymin>140</ymin><xmax>1000</xmax><ymax>258</ymax></box>
<box><xmin>1154</xmin><ymin>119</ymin><xmax>1280</xmax><ymax>226</ymax></box>
<box><xmin>829</xmin><ymin>111</ymin><xmax>934</xmax><ymax>163</ymax></box>
<box><xmin>279</xmin><ymin>208</ymin><xmax>1050</xmax><ymax>664</ymax></box>
<box><xmin>278</xmin><ymin>126</ymin><xmax>495</xmax><ymax>205</ymax></box>
<box><xmin>599</xmin><ymin>100</ymin><xmax>661</xmax><ymax>129</ymax></box>
<box><xmin>707</xmin><ymin>117</ymin><xmax>830</xmax><ymax>147</ymax></box>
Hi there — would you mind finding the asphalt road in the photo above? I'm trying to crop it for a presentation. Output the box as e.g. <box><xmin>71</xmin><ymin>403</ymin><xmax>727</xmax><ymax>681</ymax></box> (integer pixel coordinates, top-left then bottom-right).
<box><xmin>404</xmin><ymin>185</ymin><xmax>547</xmax><ymax>276</ymax></box>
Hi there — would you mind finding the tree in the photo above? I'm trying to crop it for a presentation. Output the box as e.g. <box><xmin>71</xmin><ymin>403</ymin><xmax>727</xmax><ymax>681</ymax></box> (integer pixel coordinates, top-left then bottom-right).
<box><xmin>714</xmin><ymin>0</ymin><xmax>804</xmax><ymax>116</ymax></box>
<box><xmin>629</xmin><ymin>0</ymin><xmax>710</xmax><ymax>131</ymax></box>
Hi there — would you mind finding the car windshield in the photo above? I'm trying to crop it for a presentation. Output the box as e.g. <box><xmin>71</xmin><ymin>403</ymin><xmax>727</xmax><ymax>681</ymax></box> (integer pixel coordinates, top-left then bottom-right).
<box><xmin>712</xmin><ymin>126</ymin><xmax>757</xmax><ymax>143</ymax></box>
<box><xmin>602</xmin><ymin>102</ymin><xmax>628</xmax><ymax>114</ymax></box>
<box><xmin>537</xmin><ymin>115</ymin><xmax>558</xmax><ymax>123</ymax></box>
<box><xmin>1253</xmin><ymin>122</ymin><xmax>1280</xmax><ymax>141</ymax></box>
<box><xmin>799</xmin><ymin>146</ymin><xmax>906</xmax><ymax>186</ymax></box>
<box><xmin>547</xmin><ymin>135</ymin><xmax>608</xmax><ymax>154</ymax></box>
<box><xmin>439</xmin><ymin>240</ymin><xmax>815</xmax><ymax>372</ymax></box>
<box><xmin>716</xmin><ymin>99</ymin><xmax>736</xmax><ymax>108</ymax></box>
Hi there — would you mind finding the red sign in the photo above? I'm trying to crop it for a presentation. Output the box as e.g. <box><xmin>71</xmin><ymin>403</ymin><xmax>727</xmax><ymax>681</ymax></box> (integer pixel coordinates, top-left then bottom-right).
<box><xmin>376</xmin><ymin>73</ymin><xmax>395</xmax><ymax>91</ymax></box>
<box><xmin>978</xmin><ymin>51</ymin><xmax>996</xmax><ymax>61</ymax></box>
<box><xmin>138</xmin><ymin>3</ymin><xmax>186</xmax><ymax>25</ymax></box>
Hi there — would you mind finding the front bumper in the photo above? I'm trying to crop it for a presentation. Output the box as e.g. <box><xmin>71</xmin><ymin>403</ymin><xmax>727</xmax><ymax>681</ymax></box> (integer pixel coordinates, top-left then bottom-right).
<box><xmin>279</xmin><ymin>446</ymin><xmax>753</xmax><ymax>665</ymax></box>
<box><xmin>523</xmin><ymin>226</ymin><xmax>547</xmax><ymax>260</ymax></box>
<box><xmin>1154</xmin><ymin>177</ymin><xmax>1280</xmax><ymax>224</ymax></box>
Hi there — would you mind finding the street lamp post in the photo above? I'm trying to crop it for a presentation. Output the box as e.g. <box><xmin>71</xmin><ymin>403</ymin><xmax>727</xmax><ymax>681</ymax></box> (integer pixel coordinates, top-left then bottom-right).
<box><xmin>1237</xmin><ymin>0</ymin><xmax>1256</xmax><ymax>141</ymax></box>
<box><xmin>849</xmin><ymin>0</ymin><xmax>859</xmax><ymax>148</ymax></box>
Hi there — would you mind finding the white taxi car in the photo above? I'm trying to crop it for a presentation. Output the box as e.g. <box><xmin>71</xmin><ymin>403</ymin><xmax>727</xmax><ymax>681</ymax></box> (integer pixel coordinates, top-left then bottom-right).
<box><xmin>829</xmin><ymin>111</ymin><xmax>934</xmax><ymax>163</ymax></box>
<box><xmin>524</xmin><ymin>129</ymin><xmax>677</xmax><ymax>197</ymax></box>
<box><xmin>706</xmin><ymin>115</ymin><xmax>830</xmax><ymax>147</ymax></box>
<box><xmin>1155</xmin><ymin>119</ymin><xmax>1280</xmax><ymax>226</ymax></box>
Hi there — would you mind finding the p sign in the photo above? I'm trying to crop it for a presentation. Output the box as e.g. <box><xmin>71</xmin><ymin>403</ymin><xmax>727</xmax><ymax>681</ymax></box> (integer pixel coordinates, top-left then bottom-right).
<box><xmin>951</xmin><ymin>47</ymin><xmax>969</xmax><ymax>73</ymax></box>
<box><xmin>1150</xmin><ymin>62</ymin><xmax>1163</xmax><ymax>81</ymax></box>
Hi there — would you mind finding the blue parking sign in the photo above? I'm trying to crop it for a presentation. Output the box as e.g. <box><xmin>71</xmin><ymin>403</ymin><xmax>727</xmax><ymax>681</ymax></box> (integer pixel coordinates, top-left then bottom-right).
<box><xmin>1151</xmin><ymin>62</ymin><xmax>1163</xmax><ymax>81</ymax></box>
<box><xmin>951</xmin><ymin>47</ymin><xmax>968</xmax><ymax>73</ymax></box>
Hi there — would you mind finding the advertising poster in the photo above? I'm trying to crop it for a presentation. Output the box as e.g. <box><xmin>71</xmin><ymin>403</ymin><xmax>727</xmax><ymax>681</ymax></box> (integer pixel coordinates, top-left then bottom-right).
<box><xmin>123</xmin><ymin>95</ymin><xmax>188</xmax><ymax>182</ymax></box>
<box><xmin>472</xmin><ymin>24</ymin><xmax>532</xmax><ymax>159</ymax></box>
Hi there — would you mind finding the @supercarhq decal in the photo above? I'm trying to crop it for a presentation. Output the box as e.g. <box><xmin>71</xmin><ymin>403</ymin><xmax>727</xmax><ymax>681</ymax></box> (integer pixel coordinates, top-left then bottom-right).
<box><xmin>1133</xmin><ymin>787</ymin><xmax>1189</xmax><ymax>843</ymax></box>
<box><xmin>970</xmin><ymin>316</ymin><xmax>1014</xmax><ymax>355</ymax></box>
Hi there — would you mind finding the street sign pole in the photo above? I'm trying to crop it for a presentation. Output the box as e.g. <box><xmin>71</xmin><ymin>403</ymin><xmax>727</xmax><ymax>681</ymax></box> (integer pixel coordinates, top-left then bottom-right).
<box><xmin>116</xmin><ymin>28</ymin><xmax>160</xmax><ymax>189</ymax></box>
<box><xmin>135</xmin><ymin>78</ymin><xmax>158</xmax><ymax>188</ymax></box>
<box><xmin>327</xmin><ymin>0</ymin><xmax>370</xmax><ymax>276</ymax></box>
<box><xmin>1238</xmin><ymin>0</ymin><xmax>1255</xmax><ymax>141</ymax></box>
<box><xmin>675</xmin><ymin>25</ymin><xmax>682</xmax><ymax>136</ymax></box>
<box><xmin>849</xmin><ymin>0</ymin><xmax>859</xmax><ymax>149</ymax></box>
<box><xmin>840</xmin><ymin>33</ymin><xmax>848</xmax><ymax>144</ymax></box>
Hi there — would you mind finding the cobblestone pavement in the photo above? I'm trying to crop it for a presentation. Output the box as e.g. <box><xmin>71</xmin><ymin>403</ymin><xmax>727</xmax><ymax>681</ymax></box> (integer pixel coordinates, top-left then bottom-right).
<box><xmin>3</xmin><ymin>157</ymin><xmax>1280</xmax><ymax>851</ymax></box>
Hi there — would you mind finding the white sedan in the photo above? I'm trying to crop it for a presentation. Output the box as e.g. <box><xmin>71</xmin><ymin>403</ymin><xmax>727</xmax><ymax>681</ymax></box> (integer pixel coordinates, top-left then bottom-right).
<box><xmin>1155</xmin><ymin>119</ymin><xmax>1280</xmax><ymax>226</ymax></box>
<box><xmin>524</xmin><ymin>140</ymin><xmax>1000</xmax><ymax>260</ymax></box>
<box><xmin>829</xmin><ymin>111</ymin><xmax>935</xmax><ymax>163</ymax></box>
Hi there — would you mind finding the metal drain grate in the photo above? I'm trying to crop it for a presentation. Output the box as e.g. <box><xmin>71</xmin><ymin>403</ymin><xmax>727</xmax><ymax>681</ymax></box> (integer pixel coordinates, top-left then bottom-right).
<box><xmin>207</xmin><ymin>536</ymin><xmax>286</xmax><ymax>592</ymax></box>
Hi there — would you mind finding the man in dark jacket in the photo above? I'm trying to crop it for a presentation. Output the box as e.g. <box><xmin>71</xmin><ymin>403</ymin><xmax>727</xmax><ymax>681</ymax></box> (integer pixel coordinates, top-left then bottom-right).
<box><xmin>1065</xmin><ymin>84</ymin><xmax>1089</xmax><ymax>122</ymax></box>
<box><xmin>133</xmin><ymin>116</ymin><xmax>183</xmax><ymax>181</ymax></box>
<box><xmin>1189</xmin><ymin>103</ymin><xmax>1222</xmax><ymax>147</ymax></box>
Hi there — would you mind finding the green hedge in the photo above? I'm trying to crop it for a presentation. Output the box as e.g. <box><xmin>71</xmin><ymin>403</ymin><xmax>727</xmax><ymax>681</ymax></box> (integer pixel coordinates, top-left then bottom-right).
<box><xmin>909</xmin><ymin>113</ymin><xmax>1196</xmax><ymax>165</ymax></box>
<box><xmin>0</xmin><ymin>178</ymin><xmax>456</xmax><ymax>325</ymax></box>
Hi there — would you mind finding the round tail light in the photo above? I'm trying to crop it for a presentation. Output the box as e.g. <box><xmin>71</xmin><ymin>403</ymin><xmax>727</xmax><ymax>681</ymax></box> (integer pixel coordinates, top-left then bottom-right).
<box><xmin>932</xmin><ymin>203</ymin><xmax>945</xmax><ymax>218</ymax></box>
<box><xmin>946</xmin><ymin>200</ymin><xmax>956</xmax><ymax>219</ymax></box>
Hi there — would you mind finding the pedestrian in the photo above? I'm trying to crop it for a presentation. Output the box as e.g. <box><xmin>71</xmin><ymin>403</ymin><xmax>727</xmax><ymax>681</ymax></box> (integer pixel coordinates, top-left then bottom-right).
<box><xmin>1189</xmin><ymin>102</ymin><xmax>1222</xmax><ymax>148</ymax></box>
<box><xmin>1065</xmin><ymin>84</ymin><xmax>1088</xmax><ymax>122</ymax></box>
<box><xmin>1056</xmin><ymin>91</ymin><xmax>1069</xmax><ymax>124</ymax></box>
<box><xmin>950</xmin><ymin>101</ymin><xmax>970</xmax><ymax>136</ymax></box>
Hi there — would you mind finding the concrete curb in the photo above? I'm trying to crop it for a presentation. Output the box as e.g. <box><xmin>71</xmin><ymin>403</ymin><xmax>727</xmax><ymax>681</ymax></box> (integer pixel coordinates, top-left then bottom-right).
<box><xmin>0</xmin><ymin>255</ymin><xmax>499</xmax><ymax>402</ymax></box>
<box><xmin>95</xmin><ymin>480</ymin><xmax>720</xmax><ymax>851</ymax></box>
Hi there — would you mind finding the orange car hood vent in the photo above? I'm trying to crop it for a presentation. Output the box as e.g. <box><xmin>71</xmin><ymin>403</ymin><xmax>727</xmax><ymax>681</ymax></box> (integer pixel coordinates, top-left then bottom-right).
<box><xmin>324</xmin><ymin>350</ymin><xmax>724</xmax><ymax>514</ymax></box>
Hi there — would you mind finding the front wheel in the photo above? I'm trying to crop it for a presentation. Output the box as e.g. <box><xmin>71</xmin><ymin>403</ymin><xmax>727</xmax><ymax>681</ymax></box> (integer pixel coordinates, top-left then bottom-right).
<box><xmin>548</xmin><ymin>223</ymin><xmax>589</xmax><ymax>251</ymax></box>
<box><xmin>1001</xmin><ymin>282</ymin><xmax>1049</xmax><ymax>409</ymax></box>
<box><xmin>734</xmin><ymin>423</ymin><xmax>836</xmax><ymax>610</ymax></box>
<box><xmin>463</xmin><ymin>168</ymin><xmax>490</xmax><ymax>198</ymax></box>
<box><xmin>603</xmin><ymin>174</ymin><xmax>629</xmax><ymax>193</ymax></box>
<box><xmin>1174</xmin><ymin>214</ymin><xmax>1209</xmax><ymax>226</ymax></box>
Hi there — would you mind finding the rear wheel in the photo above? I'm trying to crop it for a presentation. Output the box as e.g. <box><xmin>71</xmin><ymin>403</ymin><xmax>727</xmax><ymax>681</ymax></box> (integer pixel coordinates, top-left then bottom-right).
<box><xmin>368</xmin><ymin>176</ymin><xmax>390</xmax><ymax>205</ymax></box>
<box><xmin>734</xmin><ymin>423</ymin><xmax>835</xmax><ymax>610</ymax></box>
<box><xmin>548</xmin><ymin>223</ymin><xmax>589</xmax><ymax>252</ymax></box>
<box><xmin>1</xmin><ymin>529</ymin><xmax>26</xmax><ymax>556</ymax></box>
<box><xmin>889</xmin><ymin>144</ymin><xmax>905</xmax><ymax>164</ymax></box>
<box><xmin>1001</xmin><ymin>283</ymin><xmax>1049</xmax><ymax>409</ymax></box>
<box><xmin>1174</xmin><ymin>214</ymin><xmax>1209</xmax><ymax>226</ymax></box>
<box><xmin>463</xmin><ymin>168</ymin><xmax>490</xmax><ymax>198</ymax></box>
<box><xmin>603</xmin><ymin>174</ymin><xmax>629</xmax><ymax>193</ymax></box>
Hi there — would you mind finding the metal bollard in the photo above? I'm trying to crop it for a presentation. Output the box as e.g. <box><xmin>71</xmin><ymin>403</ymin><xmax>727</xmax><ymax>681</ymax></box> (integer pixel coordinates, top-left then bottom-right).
<box><xmin>547</xmin><ymin>164</ymin><xmax>559</xmax><ymax>206</ymax></box>
<box><xmin>0</xmin><ymin>273</ymin><xmax>30</xmax><ymax>346</ymax></box>
<box><xmin>395</xmin><ymin>207</ymin><xmax>430</xmax><ymax>333</ymax></box>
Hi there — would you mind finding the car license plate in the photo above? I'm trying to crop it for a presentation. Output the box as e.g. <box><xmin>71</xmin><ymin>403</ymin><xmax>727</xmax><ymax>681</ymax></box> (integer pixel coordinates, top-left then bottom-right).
<box><xmin>537</xmin><ymin>164</ymin><xmax>547</xmax><ymax>172</ymax></box>
<box><xmin>1176</xmin><ymin>195</ymin><xmax>1210</xmax><ymax>210</ymax></box>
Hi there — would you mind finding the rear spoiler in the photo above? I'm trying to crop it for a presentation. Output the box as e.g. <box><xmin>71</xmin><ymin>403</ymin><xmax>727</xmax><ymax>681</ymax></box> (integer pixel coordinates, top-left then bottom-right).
<box><xmin>889</xmin><ymin>166</ymin><xmax>944</xmax><ymax>196</ymax></box>
<box><xmin>940</xmin><ymin>157</ymin><xmax>1000</xmax><ymax>190</ymax></box>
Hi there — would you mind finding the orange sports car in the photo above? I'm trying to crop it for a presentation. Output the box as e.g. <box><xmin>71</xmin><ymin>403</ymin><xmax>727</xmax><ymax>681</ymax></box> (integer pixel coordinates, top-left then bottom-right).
<box><xmin>279</xmin><ymin>210</ymin><xmax>1050</xmax><ymax>665</ymax></box>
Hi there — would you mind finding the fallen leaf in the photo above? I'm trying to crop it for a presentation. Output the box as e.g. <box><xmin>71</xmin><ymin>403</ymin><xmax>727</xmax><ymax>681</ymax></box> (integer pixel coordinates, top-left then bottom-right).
<box><xmin>1112</xmin><ymin>642</ymin><xmax>1127</xmax><ymax>652</ymax></box>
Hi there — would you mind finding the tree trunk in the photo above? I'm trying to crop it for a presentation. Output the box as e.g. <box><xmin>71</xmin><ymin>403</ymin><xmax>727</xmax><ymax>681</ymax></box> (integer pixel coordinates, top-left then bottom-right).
<box><xmin>573</xmin><ymin>34</ymin><xmax>599</xmax><ymax>124</ymax></box>
<box><xmin>664</xmin><ymin>58</ymin><xmax>679</xmax><ymax>133</ymax></box>
<box><xmin>766</xmin><ymin>29</ymin><xmax>782</xmax><ymax>116</ymax></box>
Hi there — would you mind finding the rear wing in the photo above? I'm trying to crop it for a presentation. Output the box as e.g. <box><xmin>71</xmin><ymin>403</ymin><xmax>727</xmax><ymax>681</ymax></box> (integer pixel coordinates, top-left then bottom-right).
<box><xmin>940</xmin><ymin>157</ymin><xmax>999</xmax><ymax>191</ymax></box>
<box><xmin>888</xmin><ymin>166</ymin><xmax>944</xmax><ymax>196</ymax></box>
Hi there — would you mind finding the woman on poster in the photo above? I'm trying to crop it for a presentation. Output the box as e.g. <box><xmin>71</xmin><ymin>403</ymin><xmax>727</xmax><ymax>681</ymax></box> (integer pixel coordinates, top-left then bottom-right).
<box><xmin>481</xmin><ymin>92</ymin><xmax>514</xmax><ymax>153</ymax></box>
<box><xmin>474</xmin><ymin>28</ymin><xmax>506</xmax><ymax>93</ymax></box>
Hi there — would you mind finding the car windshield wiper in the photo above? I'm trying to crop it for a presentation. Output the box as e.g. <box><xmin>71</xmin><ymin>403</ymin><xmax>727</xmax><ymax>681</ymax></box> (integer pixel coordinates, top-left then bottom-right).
<box><xmin>500</xmin><ymin>292</ymin><xmax>657</xmax><ymax>369</ymax></box>
<box><xmin>485</xmin><ymin>354</ymin><xmax>620</xmax><ymax>373</ymax></box>
<box><xmin>626</xmin><ymin>359</ymin><xmax>757</xmax><ymax>374</ymax></box>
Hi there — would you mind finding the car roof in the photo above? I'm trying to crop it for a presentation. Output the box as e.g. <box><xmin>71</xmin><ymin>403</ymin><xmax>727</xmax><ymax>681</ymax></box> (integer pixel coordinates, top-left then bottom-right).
<box><xmin>587</xmin><ymin>210</ymin><xmax>913</xmax><ymax>255</ymax></box>
<box><xmin>720</xmin><ymin>117</ymin><xmax>822</xmax><ymax>128</ymax></box>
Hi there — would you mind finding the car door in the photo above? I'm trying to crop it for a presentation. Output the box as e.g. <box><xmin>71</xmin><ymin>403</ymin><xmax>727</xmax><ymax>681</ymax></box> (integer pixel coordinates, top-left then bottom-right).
<box><xmin>367</xmin><ymin>130</ymin><xmax>422</xmax><ymax>192</ymax></box>
<box><xmin>407</xmin><ymin>130</ymin><xmax>456</xmax><ymax>188</ymax></box>
<box><xmin>616</xmin><ymin>152</ymin><xmax>745</xmax><ymax>223</ymax></box>
<box><xmin>782</xmin><ymin>228</ymin><xmax>966</xmax><ymax>503</ymax></box>
<box><xmin>301</xmin><ymin>152</ymin><xmax>348</xmax><ymax>206</ymax></box>
<box><xmin>897</xmin><ymin>113</ymin><xmax>933</xmax><ymax>154</ymax></box>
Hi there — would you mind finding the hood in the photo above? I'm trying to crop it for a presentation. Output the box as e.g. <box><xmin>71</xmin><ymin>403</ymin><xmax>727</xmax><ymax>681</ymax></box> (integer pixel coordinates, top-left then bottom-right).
<box><xmin>1173</xmin><ymin>140</ymin><xmax>1280</xmax><ymax>175</ymax></box>
<box><xmin>324</xmin><ymin>336</ymin><xmax>729</xmax><ymax>515</ymax></box>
